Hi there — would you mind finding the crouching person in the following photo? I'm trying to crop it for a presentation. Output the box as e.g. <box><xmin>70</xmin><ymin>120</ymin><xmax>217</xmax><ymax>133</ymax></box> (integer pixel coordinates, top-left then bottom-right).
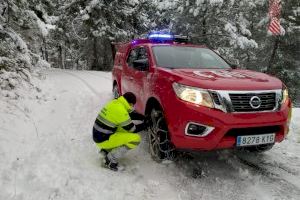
<box><xmin>93</xmin><ymin>92</ymin><xmax>148</xmax><ymax>171</ymax></box>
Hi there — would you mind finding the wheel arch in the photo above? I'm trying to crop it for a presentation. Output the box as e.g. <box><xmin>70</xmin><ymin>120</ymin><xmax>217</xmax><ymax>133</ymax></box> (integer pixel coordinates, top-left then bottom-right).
<box><xmin>112</xmin><ymin>80</ymin><xmax>121</xmax><ymax>93</ymax></box>
<box><xmin>144</xmin><ymin>97</ymin><xmax>163</xmax><ymax>116</ymax></box>
<box><xmin>113</xmin><ymin>80</ymin><xmax>117</xmax><ymax>87</ymax></box>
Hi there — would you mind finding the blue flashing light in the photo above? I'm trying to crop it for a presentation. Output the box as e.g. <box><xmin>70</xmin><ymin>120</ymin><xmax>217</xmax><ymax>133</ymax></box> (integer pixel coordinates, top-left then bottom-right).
<box><xmin>148</xmin><ymin>33</ymin><xmax>174</xmax><ymax>39</ymax></box>
<box><xmin>131</xmin><ymin>40</ymin><xmax>138</xmax><ymax>44</ymax></box>
<box><xmin>148</xmin><ymin>31</ymin><xmax>174</xmax><ymax>41</ymax></box>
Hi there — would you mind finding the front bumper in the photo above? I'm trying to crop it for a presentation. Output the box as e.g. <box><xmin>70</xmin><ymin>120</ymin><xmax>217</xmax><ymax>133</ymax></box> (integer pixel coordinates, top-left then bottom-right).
<box><xmin>164</xmin><ymin>98</ymin><xmax>292</xmax><ymax>151</ymax></box>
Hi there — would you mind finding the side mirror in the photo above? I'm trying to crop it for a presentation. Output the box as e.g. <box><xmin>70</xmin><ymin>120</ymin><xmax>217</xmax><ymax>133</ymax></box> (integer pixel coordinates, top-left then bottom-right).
<box><xmin>133</xmin><ymin>59</ymin><xmax>149</xmax><ymax>71</ymax></box>
<box><xmin>230</xmin><ymin>63</ymin><xmax>238</xmax><ymax>69</ymax></box>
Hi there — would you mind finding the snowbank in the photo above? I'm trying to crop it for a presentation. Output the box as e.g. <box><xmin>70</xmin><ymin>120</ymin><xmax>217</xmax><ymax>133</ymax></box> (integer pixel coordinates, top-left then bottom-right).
<box><xmin>0</xmin><ymin>27</ymin><xmax>50</xmax><ymax>99</ymax></box>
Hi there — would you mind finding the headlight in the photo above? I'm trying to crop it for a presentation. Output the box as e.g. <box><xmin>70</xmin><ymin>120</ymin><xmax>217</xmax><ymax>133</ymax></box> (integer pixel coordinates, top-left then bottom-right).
<box><xmin>172</xmin><ymin>83</ymin><xmax>214</xmax><ymax>108</ymax></box>
<box><xmin>282</xmin><ymin>87</ymin><xmax>289</xmax><ymax>104</ymax></box>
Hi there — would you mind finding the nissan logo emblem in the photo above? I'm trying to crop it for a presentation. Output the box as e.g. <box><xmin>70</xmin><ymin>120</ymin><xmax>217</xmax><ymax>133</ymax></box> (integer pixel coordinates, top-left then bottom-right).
<box><xmin>250</xmin><ymin>96</ymin><xmax>262</xmax><ymax>109</ymax></box>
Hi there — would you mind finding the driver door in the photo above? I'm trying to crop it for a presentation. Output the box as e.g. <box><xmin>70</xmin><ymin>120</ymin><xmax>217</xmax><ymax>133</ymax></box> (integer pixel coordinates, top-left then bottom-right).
<box><xmin>122</xmin><ymin>46</ymin><xmax>150</xmax><ymax>113</ymax></box>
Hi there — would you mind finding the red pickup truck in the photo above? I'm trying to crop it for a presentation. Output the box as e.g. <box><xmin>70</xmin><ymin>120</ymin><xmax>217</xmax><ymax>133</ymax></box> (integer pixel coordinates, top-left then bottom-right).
<box><xmin>112</xmin><ymin>33</ymin><xmax>292</xmax><ymax>161</ymax></box>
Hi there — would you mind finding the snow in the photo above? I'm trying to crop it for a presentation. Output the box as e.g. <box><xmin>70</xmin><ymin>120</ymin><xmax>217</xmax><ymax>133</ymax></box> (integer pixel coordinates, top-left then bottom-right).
<box><xmin>26</xmin><ymin>10</ymin><xmax>55</xmax><ymax>37</ymax></box>
<box><xmin>4</xmin><ymin>29</ymin><xmax>29</xmax><ymax>54</ymax></box>
<box><xmin>224</xmin><ymin>22</ymin><xmax>258</xmax><ymax>49</ymax></box>
<box><xmin>156</xmin><ymin>0</ymin><xmax>178</xmax><ymax>11</ymax></box>
<box><xmin>193</xmin><ymin>8</ymin><xmax>200</xmax><ymax>17</ymax></box>
<box><xmin>35</xmin><ymin>59</ymin><xmax>51</xmax><ymax>69</ymax></box>
<box><xmin>196</xmin><ymin>0</ymin><xmax>204</xmax><ymax>6</ymax></box>
<box><xmin>0</xmin><ymin>69</ymin><xmax>300</xmax><ymax>200</ymax></box>
<box><xmin>209</xmin><ymin>0</ymin><xmax>223</xmax><ymax>5</ymax></box>
<box><xmin>81</xmin><ymin>14</ymin><xmax>90</xmax><ymax>21</ymax></box>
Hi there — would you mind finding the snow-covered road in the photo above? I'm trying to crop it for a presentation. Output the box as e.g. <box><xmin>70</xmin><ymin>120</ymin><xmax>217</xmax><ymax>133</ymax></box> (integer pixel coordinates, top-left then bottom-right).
<box><xmin>1</xmin><ymin>69</ymin><xmax>300</xmax><ymax>200</ymax></box>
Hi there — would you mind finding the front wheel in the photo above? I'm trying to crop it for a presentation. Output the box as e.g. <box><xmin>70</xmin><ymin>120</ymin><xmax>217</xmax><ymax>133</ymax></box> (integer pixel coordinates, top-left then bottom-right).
<box><xmin>148</xmin><ymin>108</ymin><xmax>176</xmax><ymax>162</ymax></box>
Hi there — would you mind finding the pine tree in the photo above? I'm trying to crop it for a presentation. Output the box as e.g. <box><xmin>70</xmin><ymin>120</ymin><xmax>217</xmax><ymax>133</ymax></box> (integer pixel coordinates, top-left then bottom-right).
<box><xmin>0</xmin><ymin>0</ymin><xmax>52</xmax><ymax>92</ymax></box>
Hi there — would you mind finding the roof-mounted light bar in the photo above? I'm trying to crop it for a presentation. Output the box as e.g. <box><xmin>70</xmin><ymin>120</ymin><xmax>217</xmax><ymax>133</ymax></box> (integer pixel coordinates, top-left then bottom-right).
<box><xmin>147</xmin><ymin>31</ymin><xmax>188</xmax><ymax>43</ymax></box>
<box><xmin>148</xmin><ymin>31</ymin><xmax>174</xmax><ymax>42</ymax></box>
<box><xmin>148</xmin><ymin>33</ymin><xmax>174</xmax><ymax>39</ymax></box>
<box><xmin>129</xmin><ymin>31</ymin><xmax>189</xmax><ymax>45</ymax></box>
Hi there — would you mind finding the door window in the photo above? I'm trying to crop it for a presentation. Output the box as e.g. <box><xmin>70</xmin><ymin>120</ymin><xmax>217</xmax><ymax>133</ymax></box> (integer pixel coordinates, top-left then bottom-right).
<box><xmin>127</xmin><ymin>47</ymin><xmax>148</xmax><ymax>69</ymax></box>
<box><xmin>127</xmin><ymin>48</ymin><xmax>138</xmax><ymax>67</ymax></box>
<box><xmin>137</xmin><ymin>47</ymin><xmax>148</xmax><ymax>60</ymax></box>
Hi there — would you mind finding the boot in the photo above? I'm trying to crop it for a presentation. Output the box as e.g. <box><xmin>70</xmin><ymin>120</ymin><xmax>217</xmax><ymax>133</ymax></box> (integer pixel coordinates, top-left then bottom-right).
<box><xmin>104</xmin><ymin>155</ymin><xmax>118</xmax><ymax>171</ymax></box>
<box><xmin>104</xmin><ymin>146</ymin><xmax>129</xmax><ymax>171</ymax></box>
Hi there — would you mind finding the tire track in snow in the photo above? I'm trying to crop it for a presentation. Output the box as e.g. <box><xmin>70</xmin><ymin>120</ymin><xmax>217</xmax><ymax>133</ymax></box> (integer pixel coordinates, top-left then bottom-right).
<box><xmin>60</xmin><ymin>71</ymin><xmax>104</xmax><ymax>97</ymax></box>
<box><xmin>75</xmin><ymin>70</ymin><xmax>114</xmax><ymax>109</ymax></box>
<box><xmin>171</xmin><ymin>151</ymin><xmax>300</xmax><ymax>199</ymax></box>
<box><xmin>236</xmin><ymin>157</ymin><xmax>278</xmax><ymax>177</ymax></box>
<box><xmin>83</xmin><ymin>71</ymin><xmax>111</xmax><ymax>81</ymax></box>
<box><xmin>237</xmin><ymin>156</ymin><xmax>298</xmax><ymax>176</ymax></box>
<box><xmin>230</xmin><ymin>154</ymin><xmax>300</xmax><ymax>199</ymax></box>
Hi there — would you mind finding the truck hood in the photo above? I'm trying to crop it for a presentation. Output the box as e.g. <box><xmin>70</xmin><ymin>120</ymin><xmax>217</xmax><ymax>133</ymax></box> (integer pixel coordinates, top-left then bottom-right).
<box><xmin>169</xmin><ymin>69</ymin><xmax>282</xmax><ymax>90</ymax></box>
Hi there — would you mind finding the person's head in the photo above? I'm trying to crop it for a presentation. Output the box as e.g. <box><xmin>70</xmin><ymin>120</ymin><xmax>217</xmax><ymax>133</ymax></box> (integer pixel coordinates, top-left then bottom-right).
<box><xmin>123</xmin><ymin>92</ymin><xmax>136</xmax><ymax>106</ymax></box>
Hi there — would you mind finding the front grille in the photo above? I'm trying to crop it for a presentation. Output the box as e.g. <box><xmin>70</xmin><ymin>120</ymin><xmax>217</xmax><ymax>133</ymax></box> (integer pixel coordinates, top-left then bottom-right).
<box><xmin>229</xmin><ymin>92</ymin><xmax>276</xmax><ymax>112</ymax></box>
<box><xmin>226</xmin><ymin>125</ymin><xmax>281</xmax><ymax>137</ymax></box>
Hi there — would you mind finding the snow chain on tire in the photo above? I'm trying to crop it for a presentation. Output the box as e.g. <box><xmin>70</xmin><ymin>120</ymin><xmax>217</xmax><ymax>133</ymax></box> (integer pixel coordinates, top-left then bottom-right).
<box><xmin>149</xmin><ymin>109</ymin><xmax>176</xmax><ymax>161</ymax></box>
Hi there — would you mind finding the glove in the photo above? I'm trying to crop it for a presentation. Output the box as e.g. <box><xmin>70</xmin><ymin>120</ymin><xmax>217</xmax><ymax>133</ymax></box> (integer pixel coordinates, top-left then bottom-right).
<box><xmin>135</xmin><ymin>121</ymin><xmax>149</xmax><ymax>132</ymax></box>
<box><xmin>129</xmin><ymin>111</ymin><xmax>146</xmax><ymax>121</ymax></box>
<box><xmin>134</xmin><ymin>116</ymin><xmax>151</xmax><ymax>132</ymax></box>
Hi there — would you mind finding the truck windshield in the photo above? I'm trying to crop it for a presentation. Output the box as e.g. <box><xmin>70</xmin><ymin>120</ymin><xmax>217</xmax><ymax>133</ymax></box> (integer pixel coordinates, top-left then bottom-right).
<box><xmin>152</xmin><ymin>46</ymin><xmax>231</xmax><ymax>69</ymax></box>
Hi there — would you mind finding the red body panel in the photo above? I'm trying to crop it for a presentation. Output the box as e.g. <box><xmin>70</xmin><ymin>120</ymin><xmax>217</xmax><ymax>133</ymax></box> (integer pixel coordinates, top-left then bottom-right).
<box><xmin>112</xmin><ymin>41</ymin><xmax>292</xmax><ymax>151</ymax></box>
<box><xmin>164</xmin><ymin>97</ymin><xmax>291</xmax><ymax>150</ymax></box>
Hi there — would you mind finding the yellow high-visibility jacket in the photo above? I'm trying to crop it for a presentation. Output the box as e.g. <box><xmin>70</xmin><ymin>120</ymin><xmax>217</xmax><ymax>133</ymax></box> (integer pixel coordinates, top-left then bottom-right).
<box><xmin>93</xmin><ymin>96</ymin><xmax>145</xmax><ymax>143</ymax></box>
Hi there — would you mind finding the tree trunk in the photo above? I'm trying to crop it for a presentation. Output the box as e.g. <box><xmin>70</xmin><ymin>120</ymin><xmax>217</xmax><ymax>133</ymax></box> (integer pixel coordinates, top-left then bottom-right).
<box><xmin>6</xmin><ymin>0</ymin><xmax>9</xmax><ymax>24</ymax></box>
<box><xmin>92</xmin><ymin>37</ymin><xmax>99</xmax><ymax>70</ymax></box>
<box><xmin>201</xmin><ymin>6</ymin><xmax>208</xmax><ymax>46</ymax></box>
<box><xmin>202</xmin><ymin>17</ymin><xmax>207</xmax><ymax>44</ymax></box>
<box><xmin>58</xmin><ymin>44</ymin><xmax>65</xmax><ymax>69</ymax></box>
<box><xmin>267</xmin><ymin>36</ymin><xmax>280</xmax><ymax>73</ymax></box>
<box><xmin>64</xmin><ymin>41</ymin><xmax>67</xmax><ymax>69</ymax></box>
<box><xmin>44</xmin><ymin>38</ymin><xmax>48</xmax><ymax>62</ymax></box>
<box><xmin>102</xmin><ymin>38</ymin><xmax>113</xmax><ymax>71</ymax></box>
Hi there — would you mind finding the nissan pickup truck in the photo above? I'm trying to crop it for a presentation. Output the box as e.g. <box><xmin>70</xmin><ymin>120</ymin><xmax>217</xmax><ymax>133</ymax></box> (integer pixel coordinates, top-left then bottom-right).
<box><xmin>112</xmin><ymin>32</ymin><xmax>292</xmax><ymax>161</ymax></box>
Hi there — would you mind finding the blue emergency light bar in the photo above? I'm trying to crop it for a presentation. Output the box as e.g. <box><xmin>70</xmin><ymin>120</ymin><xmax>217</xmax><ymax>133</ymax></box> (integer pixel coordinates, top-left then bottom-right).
<box><xmin>148</xmin><ymin>33</ymin><xmax>174</xmax><ymax>39</ymax></box>
<box><xmin>147</xmin><ymin>31</ymin><xmax>188</xmax><ymax>43</ymax></box>
<box><xmin>130</xmin><ymin>31</ymin><xmax>188</xmax><ymax>45</ymax></box>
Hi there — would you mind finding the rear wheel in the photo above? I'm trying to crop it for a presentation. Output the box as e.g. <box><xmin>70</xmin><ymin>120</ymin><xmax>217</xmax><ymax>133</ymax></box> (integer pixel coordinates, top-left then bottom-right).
<box><xmin>148</xmin><ymin>108</ymin><xmax>176</xmax><ymax>162</ymax></box>
<box><xmin>113</xmin><ymin>84</ymin><xmax>120</xmax><ymax>99</ymax></box>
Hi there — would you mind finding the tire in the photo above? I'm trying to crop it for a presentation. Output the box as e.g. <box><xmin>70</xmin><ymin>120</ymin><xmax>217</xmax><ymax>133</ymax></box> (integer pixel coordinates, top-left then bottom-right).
<box><xmin>113</xmin><ymin>84</ymin><xmax>120</xmax><ymax>99</ymax></box>
<box><xmin>241</xmin><ymin>144</ymin><xmax>274</xmax><ymax>153</ymax></box>
<box><xmin>148</xmin><ymin>108</ymin><xmax>176</xmax><ymax>162</ymax></box>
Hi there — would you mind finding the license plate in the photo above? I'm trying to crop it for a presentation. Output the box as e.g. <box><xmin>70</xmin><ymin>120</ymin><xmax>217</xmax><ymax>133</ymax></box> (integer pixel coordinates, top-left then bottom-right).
<box><xmin>236</xmin><ymin>133</ymin><xmax>275</xmax><ymax>147</ymax></box>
